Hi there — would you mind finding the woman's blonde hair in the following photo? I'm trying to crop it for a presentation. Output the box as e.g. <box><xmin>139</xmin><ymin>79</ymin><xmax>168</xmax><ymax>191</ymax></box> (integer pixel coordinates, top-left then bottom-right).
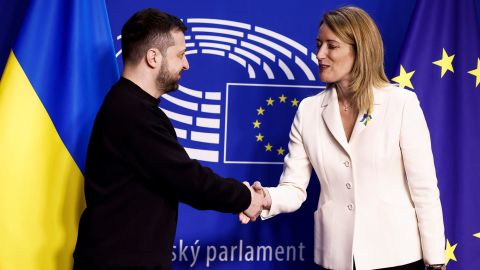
<box><xmin>321</xmin><ymin>6</ymin><xmax>389</xmax><ymax>113</ymax></box>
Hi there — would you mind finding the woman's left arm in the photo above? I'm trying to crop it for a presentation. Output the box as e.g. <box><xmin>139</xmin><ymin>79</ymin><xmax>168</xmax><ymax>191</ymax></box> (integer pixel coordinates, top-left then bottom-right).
<box><xmin>399</xmin><ymin>92</ymin><xmax>446</xmax><ymax>265</ymax></box>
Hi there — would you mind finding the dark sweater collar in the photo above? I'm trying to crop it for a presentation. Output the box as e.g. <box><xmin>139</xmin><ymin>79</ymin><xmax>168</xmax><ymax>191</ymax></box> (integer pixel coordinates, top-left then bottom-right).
<box><xmin>119</xmin><ymin>77</ymin><xmax>160</xmax><ymax>105</ymax></box>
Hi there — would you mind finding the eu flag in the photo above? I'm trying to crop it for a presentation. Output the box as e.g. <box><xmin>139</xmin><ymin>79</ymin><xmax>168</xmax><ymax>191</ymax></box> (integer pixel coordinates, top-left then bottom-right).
<box><xmin>392</xmin><ymin>0</ymin><xmax>480</xmax><ymax>268</ymax></box>
<box><xmin>0</xmin><ymin>0</ymin><xmax>119</xmax><ymax>269</ymax></box>
<box><xmin>225</xmin><ymin>84</ymin><xmax>322</xmax><ymax>164</ymax></box>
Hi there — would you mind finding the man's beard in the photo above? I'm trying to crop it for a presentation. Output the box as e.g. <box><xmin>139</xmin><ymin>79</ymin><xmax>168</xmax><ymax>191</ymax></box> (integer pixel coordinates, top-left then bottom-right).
<box><xmin>156</xmin><ymin>59</ymin><xmax>180</xmax><ymax>93</ymax></box>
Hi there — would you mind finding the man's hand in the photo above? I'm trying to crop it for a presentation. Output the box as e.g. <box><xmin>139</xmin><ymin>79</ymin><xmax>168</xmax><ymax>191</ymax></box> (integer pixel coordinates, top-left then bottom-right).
<box><xmin>243</xmin><ymin>184</ymin><xmax>264</xmax><ymax>220</ymax></box>
<box><xmin>252</xmin><ymin>181</ymin><xmax>271</xmax><ymax>210</ymax></box>
<box><xmin>239</xmin><ymin>181</ymin><xmax>271</xmax><ymax>224</ymax></box>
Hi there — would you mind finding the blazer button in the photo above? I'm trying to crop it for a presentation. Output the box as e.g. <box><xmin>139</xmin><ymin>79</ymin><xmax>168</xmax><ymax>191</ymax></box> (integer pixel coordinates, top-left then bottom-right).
<box><xmin>347</xmin><ymin>204</ymin><xmax>354</xmax><ymax>211</ymax></box>
<box><xmin>343</xmin><ymin>161</ymin><xmax>350</xmax><ymax>167</ymax></box>
<box><xmin>346</xmin><ymin>182</ymin><xmax>352</xmax><ymax>189</ymax></box>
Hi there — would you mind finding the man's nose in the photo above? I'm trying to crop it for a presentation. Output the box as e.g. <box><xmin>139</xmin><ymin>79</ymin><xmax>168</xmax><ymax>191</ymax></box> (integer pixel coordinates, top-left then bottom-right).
<box><xmin>183</xmin><ymin>56</ymin><xmax>189</xmax><ymax>70</ymax></box>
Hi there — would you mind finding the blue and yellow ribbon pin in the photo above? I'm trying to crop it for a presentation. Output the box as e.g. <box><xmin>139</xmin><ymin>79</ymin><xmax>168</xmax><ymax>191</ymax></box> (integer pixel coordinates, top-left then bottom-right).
<box><xmin>360</xmin><ymin>113</ymin><xmax>373</xmax><ymax>126</ymax></box>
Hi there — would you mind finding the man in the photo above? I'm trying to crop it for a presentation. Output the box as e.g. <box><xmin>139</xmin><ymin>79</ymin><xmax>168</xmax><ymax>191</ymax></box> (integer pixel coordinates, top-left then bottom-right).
<box><xmin>73</xmin><ymin>8</ymin><xmax>264</xmax><ymax>270</ymax></box>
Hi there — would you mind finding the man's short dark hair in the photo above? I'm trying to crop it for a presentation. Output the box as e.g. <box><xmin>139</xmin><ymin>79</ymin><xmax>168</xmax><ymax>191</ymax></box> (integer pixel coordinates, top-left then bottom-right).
<box><xmin>121</xmin><ymin>8</ymin><xmax>187</xmax><ymax>65</ymax></box>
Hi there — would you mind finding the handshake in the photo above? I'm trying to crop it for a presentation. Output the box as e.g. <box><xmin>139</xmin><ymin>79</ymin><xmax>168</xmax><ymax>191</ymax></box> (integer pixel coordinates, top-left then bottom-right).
<box><xmin>240</xmin><ymin>181</ymin><xmax>272</xmax><ymax>224</ymax></box>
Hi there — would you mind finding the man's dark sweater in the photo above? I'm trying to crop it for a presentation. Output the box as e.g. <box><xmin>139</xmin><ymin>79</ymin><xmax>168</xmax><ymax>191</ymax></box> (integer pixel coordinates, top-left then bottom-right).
<box><xmin>73</xmin><ymin>77</ymin><xmax>250</xmax><ymax>269</ymax></box>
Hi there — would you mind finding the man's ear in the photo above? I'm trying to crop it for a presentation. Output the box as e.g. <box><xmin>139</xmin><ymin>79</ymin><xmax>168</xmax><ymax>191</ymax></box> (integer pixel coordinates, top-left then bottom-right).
<box><xmin>145</xmin><ymin>48</ymin><xmax>162</xmax><ymax>68</ymax></box>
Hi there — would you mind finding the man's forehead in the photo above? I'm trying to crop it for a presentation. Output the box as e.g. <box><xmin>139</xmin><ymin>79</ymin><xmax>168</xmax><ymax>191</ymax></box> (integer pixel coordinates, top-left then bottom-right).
<box><xmin>170</xmin><ymin>29</ymin><xmax>185</xmax><ymax>40</ymax></box>
<box><xmin>165</xmin><ymin>32</ymin><xmax>185</xmax><ymax>52</ymax></box>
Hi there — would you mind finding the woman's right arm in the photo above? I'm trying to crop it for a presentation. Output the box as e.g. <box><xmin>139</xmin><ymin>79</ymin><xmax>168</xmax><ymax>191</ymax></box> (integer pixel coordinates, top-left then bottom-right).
<box><xmin>261</xmin><ymin>100</ymin><xmax>313</xmax><ymax>219</ymax></box>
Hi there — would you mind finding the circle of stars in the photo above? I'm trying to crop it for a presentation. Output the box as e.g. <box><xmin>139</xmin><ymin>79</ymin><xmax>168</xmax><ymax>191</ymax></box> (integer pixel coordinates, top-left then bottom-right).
<box><xmin>252</xmin><ymin>94</ymin><xmax>299</xmax><ymax>156</ymax></box>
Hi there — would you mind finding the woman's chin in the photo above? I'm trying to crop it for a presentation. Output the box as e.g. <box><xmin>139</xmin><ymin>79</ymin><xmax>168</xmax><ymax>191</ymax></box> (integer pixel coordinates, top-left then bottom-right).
<box><xmin>319</xmin><ymin>76</ymin><xmax>332</xmax><ymax>84</ymax></box>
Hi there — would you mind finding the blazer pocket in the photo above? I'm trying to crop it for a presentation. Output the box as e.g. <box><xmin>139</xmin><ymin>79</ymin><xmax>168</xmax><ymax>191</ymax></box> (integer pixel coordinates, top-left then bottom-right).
<box><xmin>313</xmin><ymin>201</ymin><xmax>333</xmax><ymax>264</ymax></box>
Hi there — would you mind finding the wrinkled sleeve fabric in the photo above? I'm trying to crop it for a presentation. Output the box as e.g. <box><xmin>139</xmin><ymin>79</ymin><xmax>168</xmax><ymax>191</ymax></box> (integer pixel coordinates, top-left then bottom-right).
<box><xmin>117</xmin><ymin>101</ymin><xmax>251</xmax><ymax>214</ymax></box>
<box><xmin>400</xmin><ymin>92</ymin><xmax>446</xmax><ymax>264</ymax></box>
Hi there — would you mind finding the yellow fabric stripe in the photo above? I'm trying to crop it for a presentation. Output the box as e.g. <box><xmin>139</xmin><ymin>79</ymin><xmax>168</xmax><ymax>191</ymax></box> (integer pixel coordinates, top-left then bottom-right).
<box><xmin>0</xmin><ymin>51</ymin><xmax>85</xmax><ymax>270</ymax></box>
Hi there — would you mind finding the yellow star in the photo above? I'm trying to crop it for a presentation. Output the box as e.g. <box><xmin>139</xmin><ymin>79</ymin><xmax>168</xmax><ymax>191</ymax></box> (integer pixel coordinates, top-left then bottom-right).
<box><xmin>266</xmin><ymin>97</ymin><xmax>275</xmax><ymax>106</ymax></box>
<box><xmin>468</xmin><ymin>58</ymin><xmax>480</xmax><ymax>87</ymax></box>
<box><xmin>279</xmin><ymin>94</ymin><xmax>287</xmax><ymax>103</ymax></box>
<box><xmin>391</xmin><ymin>65</ymin><xmax>415</xmax><ymax>89</ymax></box>
<box><xmin>252</xmin><ymin>119</ymin><xmax>261</xmax><ymax>128</ymax></box>
<box><xmin>291</xmin><ymin>98</ymin><xmax>299</xmax><ymax>107</ymax></box>
<box><xmin>257</xmin><ymin>106</ymin><xmax>265</xmax><ymax>115</ymax></box>
<box><xmin>265</xmin><ymin>143</ymin><xmax>273</xmax><ymax>151</ymax></box>
<box><xmin>433</xmin><ymin>48</ymin><xmax>455</xmax><ymax>78</ymax></box>
<box><xmin>255</xmin><ymin>133</ymin><xmax>264</xmax><ymax>142</ymax></box>
<box><xmin>277</xmin><ymin>147</ymin><xmax>285</xmax><ymax>155</ymax></box>
<box><xmin>445</xmin><ymin>239</ymin><xmax>458</xmax><ymax>265</ymax></box>
<box><xmin>474</xmin><ymin>232</ymin><xmax>480</xmax><ymax>238</ymax></box>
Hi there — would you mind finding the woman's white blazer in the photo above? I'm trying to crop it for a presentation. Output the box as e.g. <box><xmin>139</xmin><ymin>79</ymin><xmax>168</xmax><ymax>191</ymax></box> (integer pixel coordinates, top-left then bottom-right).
<box><xmin>263</xmin><ymin>85</ymin><xmax>445</xmax><ymax>270</ymax></box>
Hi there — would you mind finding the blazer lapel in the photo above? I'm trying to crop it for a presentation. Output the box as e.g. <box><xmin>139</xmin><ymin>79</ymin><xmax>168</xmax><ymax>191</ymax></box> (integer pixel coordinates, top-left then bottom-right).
<box><xmin>322</xmin><ymin>88</ymin><xmax>350</xmax><ymax>154</ymax></box>
<box><xmin>349</xmin><ymin>88</ymin><xmax>385</xmax><ymax>144</ymax></box>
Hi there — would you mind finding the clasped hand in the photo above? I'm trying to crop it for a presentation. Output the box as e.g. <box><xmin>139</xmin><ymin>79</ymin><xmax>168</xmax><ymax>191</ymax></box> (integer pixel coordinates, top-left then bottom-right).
<box><xmin>239</xmin><ymin>181</ymin><xmax>271</xmax><ymax>224</ymax></box>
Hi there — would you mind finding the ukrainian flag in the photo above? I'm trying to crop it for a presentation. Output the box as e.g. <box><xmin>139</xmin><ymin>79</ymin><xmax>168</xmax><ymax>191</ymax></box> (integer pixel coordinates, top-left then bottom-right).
<box><xmin>0</xmin><ymin>0</ymin><xmax>118</xmax><ymax>269</ymax></box>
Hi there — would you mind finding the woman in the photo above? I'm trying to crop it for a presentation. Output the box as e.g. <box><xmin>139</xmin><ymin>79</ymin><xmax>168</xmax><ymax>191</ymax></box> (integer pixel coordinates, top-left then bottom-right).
<box><xmin>242</xmin><ymin>6</ymin><xmax>446</xmax><ymax>270</ymax></box>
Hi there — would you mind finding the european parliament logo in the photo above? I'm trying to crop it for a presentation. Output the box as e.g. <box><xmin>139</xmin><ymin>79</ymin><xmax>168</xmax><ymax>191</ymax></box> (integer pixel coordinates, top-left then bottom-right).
<box><xmin>117</xmin><ymin>18</ymin><xmax>324</xmax><ymax>164</ymax></box>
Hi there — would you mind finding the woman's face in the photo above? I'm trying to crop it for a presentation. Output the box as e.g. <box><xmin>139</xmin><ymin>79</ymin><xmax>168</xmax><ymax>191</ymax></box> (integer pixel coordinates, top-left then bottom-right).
<box><xmin>316</xmin><ymin>24</ymin><xmax>355</xmax><ymax>88</ymax></box>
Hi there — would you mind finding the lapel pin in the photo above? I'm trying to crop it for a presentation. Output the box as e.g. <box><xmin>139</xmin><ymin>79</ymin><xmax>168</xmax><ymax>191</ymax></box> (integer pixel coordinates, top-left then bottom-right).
<box><xmin>360</xmin><ymin>112</ymin><xmax>373</xmax><ymax>126</ymax></box>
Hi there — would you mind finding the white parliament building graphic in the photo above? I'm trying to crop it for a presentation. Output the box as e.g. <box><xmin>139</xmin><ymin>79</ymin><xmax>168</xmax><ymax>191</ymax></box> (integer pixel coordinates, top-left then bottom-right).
<box><xmin>116</xmin><ymin>18</ymin><xmax>324</xmax><ymax>165</ymax></box>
